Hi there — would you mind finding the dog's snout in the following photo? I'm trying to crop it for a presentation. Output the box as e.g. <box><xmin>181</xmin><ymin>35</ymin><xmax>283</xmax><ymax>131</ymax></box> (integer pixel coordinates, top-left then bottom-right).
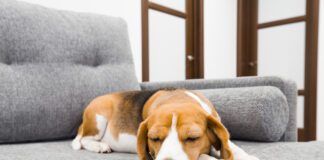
<box><xmin>163</xmin><ymin>158</ymin><xmax>174</xmax><ymax>160</ymax></box>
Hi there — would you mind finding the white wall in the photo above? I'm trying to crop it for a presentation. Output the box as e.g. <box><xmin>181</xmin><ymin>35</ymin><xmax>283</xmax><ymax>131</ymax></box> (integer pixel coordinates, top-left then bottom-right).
<box><xmin>19</xmin><ymin>0</ymin><xmax>143</xmax><ymax>81</ymax></box>
<box><xmin>317</xmin><ymin>0</ymin><xmax>324</xmax><ymax>141</ymax></box>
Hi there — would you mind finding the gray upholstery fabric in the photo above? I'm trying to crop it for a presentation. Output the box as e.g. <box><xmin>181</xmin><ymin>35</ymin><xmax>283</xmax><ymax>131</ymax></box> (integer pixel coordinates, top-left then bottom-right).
<box><xmin>141</xmin><ymin>76</ymin><xmax>298</xmax><ymax>142</ymax></box>
<box><xmin>234</xmin><ymin>140</ymin><xmax>324</xmax><ymax>160</ymax></box>
<box><xmin>0</xmin><ymin>141</ymin><xmax>137</xmax><ymax>160</ymax></box>
<box><xmin>1</xmin><ymin>140</ymin><xmax>323</xmax><ymax>160</ymax></box>
<box><xmin>0</xmin><ymin>0</ymin><xmax>139</xmax><ymax>143</ymax></box>
<box><xmin>197</xmin><ymin>87</ymin><xmax>289</xmax><ymax>142</ymax></box>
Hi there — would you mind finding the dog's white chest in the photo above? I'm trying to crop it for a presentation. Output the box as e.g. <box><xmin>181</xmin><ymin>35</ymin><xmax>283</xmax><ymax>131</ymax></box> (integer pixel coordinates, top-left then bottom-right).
<box><xmin>101</xmin><ymin>126</ymin><xmax>137</xmax><ymax>153</ymax></box>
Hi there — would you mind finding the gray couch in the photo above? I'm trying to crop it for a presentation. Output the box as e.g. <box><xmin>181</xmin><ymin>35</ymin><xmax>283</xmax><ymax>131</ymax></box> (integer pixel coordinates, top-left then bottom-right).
<box><xmin>0</xmin><ymin>0</ymin><xmax>323</xmax><ymax>159</ymax></box>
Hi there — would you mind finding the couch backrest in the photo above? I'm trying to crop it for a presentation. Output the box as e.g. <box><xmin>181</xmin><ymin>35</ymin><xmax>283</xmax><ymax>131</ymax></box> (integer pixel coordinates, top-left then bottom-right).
<box><xmin>0</xmin><ymin>0</ymin><xmax>139</xmax><ymax>143</ymax></box>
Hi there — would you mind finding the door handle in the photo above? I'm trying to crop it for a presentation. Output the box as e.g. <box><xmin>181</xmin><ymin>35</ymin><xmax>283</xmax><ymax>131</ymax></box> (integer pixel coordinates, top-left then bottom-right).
<box><xmin>187</xmin><ymin>55</ymin><xmax>194</xmax><ymax>61</ymax></box>
<box><xmin>248</xmin><ymin>61</ymin><xmax>257</xmax><ymax>67</ymax></box>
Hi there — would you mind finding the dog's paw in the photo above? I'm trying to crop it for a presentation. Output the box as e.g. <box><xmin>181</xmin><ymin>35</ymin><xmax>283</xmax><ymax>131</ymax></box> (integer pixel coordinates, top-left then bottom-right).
<box><xmin>198</xmin><ymin>154</ymin><xmax>219</xmax><ymax>160</ymax></box>
<box><xmin>98</xmin><ymin>143</ymin><xmax>112</xmax><ymax>153</ymax></box>
<box><xmin>71</xmin><ymin>140</ymin><xmax>82</xmax><ymax>150</ymax></box>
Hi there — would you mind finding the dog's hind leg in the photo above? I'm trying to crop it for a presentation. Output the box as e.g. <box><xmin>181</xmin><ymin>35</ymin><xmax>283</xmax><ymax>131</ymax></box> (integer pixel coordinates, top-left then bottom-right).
<box><xmin>80</xmin><ymin>114</ymin><xmax>111</xmax><ymax>153</ymax></box>
<box><xmin>72</xmin><ymin>99</ymin><xmax>113</xmax><ymax>153</ymax></box>
<box><xmin>71</xmin><ymin>124</ymin><xmax>83</xmax><ymax>150</ymax></box>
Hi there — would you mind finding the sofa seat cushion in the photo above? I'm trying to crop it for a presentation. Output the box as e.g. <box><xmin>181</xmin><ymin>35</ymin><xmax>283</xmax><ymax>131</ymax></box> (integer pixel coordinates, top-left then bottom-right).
<box><xmin>1</xmin><ymin>140</ymin><xmax>323</xmax><ymax>160</ymax></box>
<box><xmin>234</xmin><ymin>140</ymin><xmax>324</xmax><ymax>160</ymax></box>
<box><xmin>0</xmin><ymin>0</ymin><xmax>140</xmax><ymax>143</ymax></box>
<box><xmin>0</xmin><ymin>141</ymin><xmax>137</xmax><ymax>160</ymax></box>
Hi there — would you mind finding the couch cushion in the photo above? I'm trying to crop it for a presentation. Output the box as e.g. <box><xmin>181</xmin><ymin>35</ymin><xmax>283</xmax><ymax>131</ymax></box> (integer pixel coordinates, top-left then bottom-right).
<box><xmin>233</xmin><ymin>140</ymin><xmax>324</xmax><ymax>160</ymax></box>
<box><xmin>0</xmin><ymin>141</ymin><xmax>137</xmax><ymax>160</ymax></box>
<box><xmin>1</xmin><ymin>140</ymin><xmax>323</xmax><ymax>160</ymax></box>
<box><xmin>198</xmin><ymin>86</ymin><xmax>289</xmax><ymax>142</ymax></box>
<box><xmin>0</xmin><ymin>0</ymin><xmax>140</xmax><ymax>143</ymax></box>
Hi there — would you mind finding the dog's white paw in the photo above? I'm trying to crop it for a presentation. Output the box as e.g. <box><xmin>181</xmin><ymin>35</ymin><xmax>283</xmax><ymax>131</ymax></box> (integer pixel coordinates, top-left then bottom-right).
<box><xmin>98</xmin><ymin>143</ymin><xmax>112</xmax><ymax>153</ymax></box>
<box><xmin>88</xmin><ymin>142</ymin><xmax>111</xmax><ymax>153</ymax></box>
<box><xmin>198</xmin><ymin>154</ymin><xmax>219</xmax><ymax>160</ymax></box>
<box><xmin>71</xmin><ymin>140</ymin><xmax>82</xmax><ymax>150</ymax></box>
<box><xmin>71</xmin><ymin>136</ymin><xmax>82</xmax><ymax>150</ymax></box>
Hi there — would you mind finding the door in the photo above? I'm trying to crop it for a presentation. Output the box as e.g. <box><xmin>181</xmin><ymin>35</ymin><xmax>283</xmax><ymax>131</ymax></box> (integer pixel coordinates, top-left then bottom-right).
<box><xmin>237</xmin><ymin>0</ymin><xmax>319</xmax><ymax>141</ymax></box>
<box><xmin>141</xmin><ymin>0</ymin><xmax>204</xmax><ymax>82</ymax></box>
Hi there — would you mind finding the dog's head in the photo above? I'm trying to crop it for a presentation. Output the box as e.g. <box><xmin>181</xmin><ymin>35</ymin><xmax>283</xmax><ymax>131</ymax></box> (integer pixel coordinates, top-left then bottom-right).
<box><xmin>137</xmin><ymin>102</ymin><xmax>233</xmax><ymax>160</ymax></box>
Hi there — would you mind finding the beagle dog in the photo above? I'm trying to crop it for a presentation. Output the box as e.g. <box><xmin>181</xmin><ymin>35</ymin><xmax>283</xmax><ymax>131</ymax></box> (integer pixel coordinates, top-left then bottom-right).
<box><xmin>72</xmin><ymin>89</ymin><xmax>259</xmax><ymax>160</ymax></box>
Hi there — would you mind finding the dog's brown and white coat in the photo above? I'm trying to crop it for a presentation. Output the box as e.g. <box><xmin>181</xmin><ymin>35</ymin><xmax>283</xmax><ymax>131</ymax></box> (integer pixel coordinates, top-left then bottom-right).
<box><xmin>72</xmin><ymin>89</ymin><xmax>258</xmax><ymax>160</ymax></box>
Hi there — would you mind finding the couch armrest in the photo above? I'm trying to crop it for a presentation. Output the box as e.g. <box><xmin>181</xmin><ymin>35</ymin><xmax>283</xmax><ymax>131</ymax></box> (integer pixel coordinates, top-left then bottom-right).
<box><xmin>140</xmin><ymin>76</ymin><xmax>297</xmax><ymax>142</ymax></box>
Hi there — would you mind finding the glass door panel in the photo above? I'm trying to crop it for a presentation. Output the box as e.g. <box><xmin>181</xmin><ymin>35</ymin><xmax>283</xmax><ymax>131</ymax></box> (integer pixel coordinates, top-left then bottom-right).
<box><xmin>258</xmin><ymin>0</ymin><xmax>306</xmax><ymax>23</ymax></box>
<box><xmin>297</xmin><ymin>96</ymin><xmax>305</xmax><ymax>128</ymax></box>
<box><xmin>204</xmin><ymin>0</ymin><xmax>237</xmax><ymax>79</ymax></box>
<box><xmin>150</xmin><ymin>0</ymin><xmax>185</xmax><ymax>12</ymax></box>
<box><xmin>258</xmin><ymin>22</ymin><xmax>305</xmax><ymax>89</ymax></box>
<box><xmin>149</xmin><ymin>10</ymin><xmax>186</xmax><ymax>82</ymax></box>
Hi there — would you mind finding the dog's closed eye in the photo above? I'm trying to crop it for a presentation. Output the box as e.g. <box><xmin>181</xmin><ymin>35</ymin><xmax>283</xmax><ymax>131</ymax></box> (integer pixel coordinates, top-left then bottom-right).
<box><xmin>185</xmin><ymin>136</ymin><xmax>200</xmax><ymax>142</ymax></box>
<box><xmin>180</xmin><ymin>124</ymin><xmax>203</xmax><ymax>143</ymax></box>
<box><xmin>149</xmin><ymin>137</ymin><xmax>163</xmax><ymax>142</ymax></box>
<box><xmin>148</xmin><ymin>126</ymin><xmax>168</xmax><ymax>143</ymax></box>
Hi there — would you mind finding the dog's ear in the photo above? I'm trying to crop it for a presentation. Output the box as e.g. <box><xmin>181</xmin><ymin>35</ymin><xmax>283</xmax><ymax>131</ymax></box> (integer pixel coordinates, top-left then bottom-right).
<box><xmin>206</xmin><ymin>115</ymin><xmax>233</xmax><ymax>160</ymax></box>
<box><xmin>137</xmin><ymin>119</ymin><xmax>153</xmax><ymax>160</ymax></box>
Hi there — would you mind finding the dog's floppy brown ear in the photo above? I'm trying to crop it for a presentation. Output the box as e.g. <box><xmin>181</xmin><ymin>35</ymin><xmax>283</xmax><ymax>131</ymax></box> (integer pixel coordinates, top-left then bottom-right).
<box><xmin>137</xmin><ymin>119</ymin><xmax>153</xmax><ymax>160</ymax></box>
<box><xmin>207</xmin><ymin>115</ymin><xmax>233</xmax><ymax>160</ymax></box>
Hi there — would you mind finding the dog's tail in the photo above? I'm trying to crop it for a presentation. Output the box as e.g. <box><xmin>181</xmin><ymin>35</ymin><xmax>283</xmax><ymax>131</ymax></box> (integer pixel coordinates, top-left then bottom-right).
<box><xmin>71</xmin><ymin>124</ymin><xmax>83</xmax><ymax>150</ymax></box>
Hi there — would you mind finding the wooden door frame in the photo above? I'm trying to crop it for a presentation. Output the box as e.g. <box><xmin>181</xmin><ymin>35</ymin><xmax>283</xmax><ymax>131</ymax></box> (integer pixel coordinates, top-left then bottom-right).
<box><xmin>186</xmin><ymin>0</ymin><xmax>204</xmax><ymax>79</ymax></box>
<box><xmin>237</xmin><ymin>0</ymin><xmax>319</xmax><ymax>141</ymax></box>
<box><xmin>141</xmin><ymin>0</ymin><xmax>204</xmax><ymax>82</ymax></box>
<box><xmin>237</xmin><ymin>0</ymin><xmax>258</xmax><ymax>76</ymax></box>
<box><xmin>303</xmin><ymin>0</ymin><xmax>319</xmax><ymax>141</ymax></box>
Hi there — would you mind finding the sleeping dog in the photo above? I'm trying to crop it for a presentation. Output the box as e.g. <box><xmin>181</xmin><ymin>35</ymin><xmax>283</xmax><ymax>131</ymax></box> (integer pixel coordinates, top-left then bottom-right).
<box><xmin>71</xmin><ymin>89</ymin><xmax>259</xmax><ymax>160</ymax></box>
